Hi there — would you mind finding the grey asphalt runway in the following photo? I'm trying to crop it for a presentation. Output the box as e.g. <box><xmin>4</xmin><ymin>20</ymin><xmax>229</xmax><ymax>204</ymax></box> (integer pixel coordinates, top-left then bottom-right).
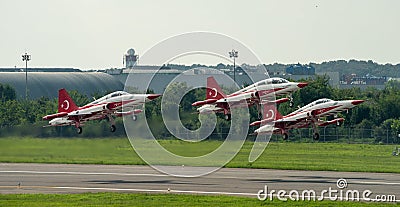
<box><xmin>0</xmin><ymin>163</ymin><xmax>399</xmax><ymax>201</ymax></box>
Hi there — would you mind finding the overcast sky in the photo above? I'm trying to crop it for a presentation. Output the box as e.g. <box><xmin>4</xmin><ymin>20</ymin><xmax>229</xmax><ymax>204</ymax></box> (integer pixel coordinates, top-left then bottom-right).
<box><xmin>0</xmin><ymin>0</ymin><xmax>399</xmax><ymax>69</ymax></box>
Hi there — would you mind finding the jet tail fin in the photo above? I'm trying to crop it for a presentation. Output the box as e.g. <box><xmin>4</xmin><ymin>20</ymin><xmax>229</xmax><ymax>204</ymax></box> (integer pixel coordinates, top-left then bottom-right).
<box><xmin>206</xmin><ymin>76</ymin><xmax>226</xmax><ymax>100</ymax></box>
<box><xmin>261</xmin><ymin>103</ymin><xmax>283</xmax><ymax>121</ymax></box>
<box><xmin>58</xmin><ymin>88</ymin><xmax>79</xmax><ymax>113</ymax></box>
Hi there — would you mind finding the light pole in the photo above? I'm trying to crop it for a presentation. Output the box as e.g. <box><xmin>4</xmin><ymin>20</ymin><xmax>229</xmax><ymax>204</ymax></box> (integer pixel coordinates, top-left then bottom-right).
<box><xmin>22</xmin><ymin>52</ymin><xmax>31</xmax><ymax>100</ymax></box>
<box><xmin>229</xmin><ymin>49</ymin><xmax>238</xmax><ymax>83</ymax></box>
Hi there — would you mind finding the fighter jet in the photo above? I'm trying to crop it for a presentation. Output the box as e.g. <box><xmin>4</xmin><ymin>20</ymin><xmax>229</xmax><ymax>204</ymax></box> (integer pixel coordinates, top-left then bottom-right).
<box><xmin>43</xmin><ymin>89</ymin><xmax>161</xmax><ymax>134</ymax></box>
<box><xmin>192</xmin><ymin>76</ymin><xmax>307</xmax><ymax>120</ymax></box>
<box><xmin>251</xmin><ymin>98</ymin><xmax>364</xmax><ymax>140</ymax></box>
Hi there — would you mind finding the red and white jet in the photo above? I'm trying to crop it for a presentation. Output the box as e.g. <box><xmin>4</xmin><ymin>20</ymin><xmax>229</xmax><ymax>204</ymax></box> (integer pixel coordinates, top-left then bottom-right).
<box><xmin>192</xmin><ymin>76</ymin><xmax>308</xmax><ymax>120</ymax></box>
<box><xmin>251</xmin><ymin>98</ymin><xmax>364</xmax><ymax>140</ymax></box>
<box><xmin>43</xmin><ymin>89</ymin><xmax>161</xmax><ymax>134</ymax></box>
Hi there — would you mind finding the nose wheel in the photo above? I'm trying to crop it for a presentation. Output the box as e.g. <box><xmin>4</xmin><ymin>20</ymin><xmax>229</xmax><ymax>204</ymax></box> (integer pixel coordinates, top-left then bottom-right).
<box><xmin>313</xmin><ymin>133</ymin><xmax>320</xmax><ymax>140</ymax></box>
<box><xmin>288</xmin><ymin>94</ymin><xmax>294</xmax><ymax>107</ymax></box>
<box><xmin>77</xmin><ymin>127</ymin><xmax>82</xmax><ymax>134</ymax></box>
<box><xmin>110</xmin><ymin>125</ymin><xmax>116</xmax><ymax>132</ymax></box>
<box><xmin>283</xmin><ymin>133</ymin><xmax>289</xmax><ymax>140</ymax></box>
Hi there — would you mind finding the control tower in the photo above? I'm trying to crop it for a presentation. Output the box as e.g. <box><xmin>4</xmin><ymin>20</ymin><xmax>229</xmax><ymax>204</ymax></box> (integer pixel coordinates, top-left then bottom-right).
<box><xmin>124</xmin><ymin>48</ymin><xmax>138</xmax><ymax>68</ymax></box>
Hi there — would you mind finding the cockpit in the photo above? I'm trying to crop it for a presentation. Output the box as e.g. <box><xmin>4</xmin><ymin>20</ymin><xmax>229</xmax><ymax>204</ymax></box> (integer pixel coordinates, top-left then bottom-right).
<box><xmin>109</xmin><ymin>91</ymin><xmax>130</xmax><ymax>98</ymax></box>
<box><xmin>89</xmin><ymin>91</ymin><xmax>130</xmax><ymax>105</ymax></box>
<box><xmin>293</xmin><ymin>98</ymin><xmax>333</xmax><ymax>114</ymax></box>
<box><xmin>304</xmin><ymin>98</ymin><xmax>333</xmax><ymax>108</ymax></box>
<box><xmin>313</xmin><ymin>98</ymin><xmax>333</xmax><ymax>105</ymax></box>
<box><xmin>255</xmin><ymin>78</ymin><xmax>289</xmax><ymax>87</ymax></box>
<box><xmin>271</xmin><ymin>78</ymin><xmax>289</xmax><ymax>84</ymax></box>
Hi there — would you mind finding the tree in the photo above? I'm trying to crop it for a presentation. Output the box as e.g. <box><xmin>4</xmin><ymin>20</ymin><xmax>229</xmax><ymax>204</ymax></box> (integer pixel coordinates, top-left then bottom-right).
<box><xmin>0</xmin><ymin>83</ymin><xmax>16</xmax><ymax>102</ymax></box>
<box><xmin>292</xmin><ymin>75</ymin><xmax>333</xmax><ymax>108</ymax></box>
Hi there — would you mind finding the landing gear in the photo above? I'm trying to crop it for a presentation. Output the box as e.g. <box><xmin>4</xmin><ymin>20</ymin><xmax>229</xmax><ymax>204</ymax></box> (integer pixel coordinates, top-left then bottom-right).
<box><xmin>336</xmin><ymin>120</ymin><xmax>342</xmax><ymax>126</ymax></box>
<box><xmin>310</xmin><ymin>118</ymin><xmax>320</xmax><ymax>141</ymax></box>
<box><xmin>132</xmin><ymin>114</ymin><xmax>137</xmax><ymax>121</ymax></box>
<box><xmin>110</xmin><ymin>125</ymin><xmax>116</xmax><ymax>133</ymax></box>
<box><xmin>77</xmin><ymin>127</ymin><xmax>82</xmax><ymax>134</ymax></box>
<box><xmin>288</xmin><ymin>94</ymin><xmax>294</xmax><ymax>107</ymax></box>
<box><xmin>224</xmin><ymin>114</ymin><xmax>231</xmax><ymax>121</ymax></box>
<box><xmin>107</xmin><ymin>114</ymin><xmax>116</xmax><ymax>132</ymax></box>
<box><xmin>283</xmin><ymin>133</ymin><xmax>289</xmax><ymax>140</ymax></box>
<box><xmin>313</xmin><ymin>133</ymin><xmax>320</xmax><ymax>140</ymax></box>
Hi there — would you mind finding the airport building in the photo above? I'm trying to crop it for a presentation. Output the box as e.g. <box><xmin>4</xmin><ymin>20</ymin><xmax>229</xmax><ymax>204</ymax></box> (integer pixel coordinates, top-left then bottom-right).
<box><xmin>0</xmin><ymin>70</ymin><xmax>123</xmax><ymax>99</ymax></box>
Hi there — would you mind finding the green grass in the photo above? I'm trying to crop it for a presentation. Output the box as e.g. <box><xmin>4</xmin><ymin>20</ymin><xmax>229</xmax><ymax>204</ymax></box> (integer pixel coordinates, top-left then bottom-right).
<box><xmin>0</xmin><ymin>137</ymin><xmax>142</xmax><ymax>165</ymax></box>
<box><xmin>0</xmin><ymin>137</ymin><xmax>399</xmax><ymax>173</ymax></box>
<box><xmin>0</xmin><ymin>193</ymin><xmax>397</xmax><ymax>207</ymax></box>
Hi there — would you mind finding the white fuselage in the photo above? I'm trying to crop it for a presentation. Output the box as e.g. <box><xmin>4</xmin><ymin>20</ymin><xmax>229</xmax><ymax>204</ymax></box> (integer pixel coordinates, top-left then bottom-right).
<box><xmin>255</xmin><ymin>99</ymin><xmax>364</xmax><ymax>134</ymax></box>
<box><xmin>198</xmin><ymin>78</ymin><xmax>305</xmax><ymax>113</ymax></box>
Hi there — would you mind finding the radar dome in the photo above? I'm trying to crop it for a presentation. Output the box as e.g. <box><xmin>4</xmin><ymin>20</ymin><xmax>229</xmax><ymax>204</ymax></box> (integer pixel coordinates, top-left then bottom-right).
<box><xmin>127</xmin><ymin>48</ymin><xmax>135</xmax><ymax>55</ymax></box>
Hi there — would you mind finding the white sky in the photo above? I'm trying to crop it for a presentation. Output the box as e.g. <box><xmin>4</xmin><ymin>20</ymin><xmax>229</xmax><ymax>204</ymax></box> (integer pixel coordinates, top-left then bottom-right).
<box><xmin>0</xmin><ymin>0</ymin><xmax>399</xmax><ymax>69</ymax></box>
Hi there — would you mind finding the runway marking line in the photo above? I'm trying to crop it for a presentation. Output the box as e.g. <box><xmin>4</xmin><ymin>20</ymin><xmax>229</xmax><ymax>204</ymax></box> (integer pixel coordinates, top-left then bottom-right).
<box><xmin>0</xmin><ymin>185</ymin><xmax>257</xmax><ymax>196</ymax></box>
<box><xmin>0</xmin><ymin>170</ymin><xmax>168</xmax><ymax>177</ymax></box>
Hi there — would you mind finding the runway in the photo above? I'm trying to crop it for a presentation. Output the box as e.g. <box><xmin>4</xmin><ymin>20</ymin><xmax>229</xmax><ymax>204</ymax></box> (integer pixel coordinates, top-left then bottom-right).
<box><xmin>0</xmin><ymin>163</ymin><xmax>399</xmax><ymax>201</ymax></box>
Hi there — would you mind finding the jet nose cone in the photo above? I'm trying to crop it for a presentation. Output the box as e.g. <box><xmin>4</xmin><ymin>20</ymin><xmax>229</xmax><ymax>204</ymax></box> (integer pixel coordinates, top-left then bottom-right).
<box><xmin>297</xmin><ymin>82</ymin><xmax>308</xmax><ymax>88</ymax></box>
<box><xmin>351</xmin><ymin>100</ymin><xmax>364</xmax><ymax>105</ymax></box>
<box><xmin>147</xmin><ymin>94</ymin><xmax>162</xmax><ymax>100</ymax></box>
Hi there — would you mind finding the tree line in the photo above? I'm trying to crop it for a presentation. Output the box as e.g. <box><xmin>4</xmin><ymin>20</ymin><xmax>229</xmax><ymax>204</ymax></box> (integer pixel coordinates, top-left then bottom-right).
<box><xmin>168</xmin><ymin>60</ymin><xmax>400</xmax><ymax>78</ymax></box>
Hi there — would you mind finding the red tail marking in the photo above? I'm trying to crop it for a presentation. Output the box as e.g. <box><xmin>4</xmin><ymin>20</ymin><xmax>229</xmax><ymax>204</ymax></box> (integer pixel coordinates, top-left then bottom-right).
<box><xmin>58</xmin><ymin>88</ymin><xmax>79</xmax><ymax>113</ymax></box>
<box><xmin>262</xmin><ymin>103</ymin><xmax>283</xmax><ymax>121</ymax></box>
<box><xmin>206</xmin><ymin>76</ymin><xmax>226</xmax><ymax>100</ymax></box>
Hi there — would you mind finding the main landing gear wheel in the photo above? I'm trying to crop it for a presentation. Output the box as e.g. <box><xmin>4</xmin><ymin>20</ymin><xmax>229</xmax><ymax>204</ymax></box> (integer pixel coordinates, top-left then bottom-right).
<box><xmin>313</xmin><ymin>133</ymin><xmax>320</xmax><ymax>141</ymax></box>
<box><xmin>77</xmin><ymin>127</ymin><xmax>82</xmax><ymax>134</ymax></box>
<box><xmin>289</xmin><ymin>101</ymin><xmax>294</xmax><ymax>107</ymax></box>
<box><xmin>132</xmin><ymin>115</ymin><xmax>137</xmax><ymax>121</ymax></box>
<box><xmin>283</xmin><ymin>133</ymin><xmax>289</xmax><ymax>140</ymax></box>
<box><xmin>110</xmin><ymin>125</ymin><xmax>116</xmax><ymax>132</ymax></box>
<box><xmin>224</xmin><ymin>114</ymin><xmax>231</xmax><ymax>121</ymax></box>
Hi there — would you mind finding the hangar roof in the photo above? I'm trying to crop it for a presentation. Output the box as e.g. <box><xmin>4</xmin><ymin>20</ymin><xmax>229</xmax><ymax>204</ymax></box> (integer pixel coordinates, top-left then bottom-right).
<box><xmin>0</xmin><ymin>72</ymin><xmax>123</xmax><ymax>99</ymax></box>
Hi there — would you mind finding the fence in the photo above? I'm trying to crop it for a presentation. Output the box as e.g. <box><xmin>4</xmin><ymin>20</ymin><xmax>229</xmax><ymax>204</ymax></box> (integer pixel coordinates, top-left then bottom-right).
<box><xmin>262</xmin><ymin>127</ymin><xmax>400</xmax><ymax>144</ymax></box>
<box><xmin>209</xmin><ymin>126</ymin><xmax>400</xmax><ymax>144</ymax></box>
<box><xmin>1</xmin><ymin>124</ymin><xmax>399</xmax><ymax>145</ymax></box>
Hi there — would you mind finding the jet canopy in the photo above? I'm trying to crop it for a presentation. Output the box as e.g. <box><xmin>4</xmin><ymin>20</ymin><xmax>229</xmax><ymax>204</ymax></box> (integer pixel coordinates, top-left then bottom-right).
<box><xmin>270</xmin><ymin>78</ymin><xmax>289</xmax><ymax>84</ymax></box>
<box><xmin>293</xmin><ymin>98</ymin><xmax>334</xmax><ymax>114</ymax></box>
<box><xmin>89</xmin><ymin>91</ymin><xmax>130</xmax><ymax>105</ymax></box>
<box><xmin>254</xmin><ymin>78</ymin><xmax>289</xmax><ymax>87</ymax></box>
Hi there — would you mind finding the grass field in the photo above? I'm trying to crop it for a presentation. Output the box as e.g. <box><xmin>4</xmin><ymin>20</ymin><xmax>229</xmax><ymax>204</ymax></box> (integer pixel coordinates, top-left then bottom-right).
<box><xmin>0</xmin><ymin>137</ymin><xmax>399</xmax><ymax>173</ymax></box>
<box><xmin>0</xmin><ymin>193</ymin><xmax>397</xmax><ymax>207</ymax></box>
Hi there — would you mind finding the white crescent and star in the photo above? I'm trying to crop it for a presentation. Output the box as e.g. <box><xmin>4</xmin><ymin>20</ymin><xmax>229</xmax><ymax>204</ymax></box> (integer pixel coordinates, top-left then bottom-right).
<box><xmin>266</xmin><ymin>109</ymin><xmax>274</xmax><ymax>119</ymax></box>
<box><xmin>209</xmin><ymin>88</ymin><xmax>218</xmax><ymax>98</ymax></box>
<box><xmin>61</xmin><ymin>100</ymin><xmax>70</xmax><ymax>110</ymax></box>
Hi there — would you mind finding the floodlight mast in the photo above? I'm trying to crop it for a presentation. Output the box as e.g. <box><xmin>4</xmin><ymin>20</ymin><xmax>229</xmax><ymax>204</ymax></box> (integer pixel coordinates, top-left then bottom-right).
<box><xmin>229</xmin><ymin>49</ymin><xmax>238</xmax><ymax>83</ymax></box>
<box><xmin>22</xmin><ymin>52</ymin><xmax>31</xmax><ymax>100</ymax></box>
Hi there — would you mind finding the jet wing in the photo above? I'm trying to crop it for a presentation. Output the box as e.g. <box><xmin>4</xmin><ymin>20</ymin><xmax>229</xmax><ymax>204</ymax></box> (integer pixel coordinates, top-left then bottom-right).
<box><xmin>68</xmin><ymin>104</ymin><xmax>109</xmax><ymax>116</ymax></box>
<box><xmin>115</xmin><ymin>109</ymin><xmax>143</xmax><ymax>117</ymax></box>
<box><xmin>274</xmin><ymin>112</ymin><xmax>309</xmax><ymax>123</ymax></box>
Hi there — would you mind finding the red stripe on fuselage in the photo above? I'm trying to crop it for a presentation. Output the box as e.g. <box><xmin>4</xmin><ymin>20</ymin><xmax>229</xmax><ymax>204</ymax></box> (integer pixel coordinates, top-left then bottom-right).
<box><xmin>79</xmin><ymin>99</ymin><xmax>137</xmax><ymax>110</ymax></box>
<box><xmin>283</xmin><ymin>105</ymin><xmax>342</xmax><ymax>119</ymax></box>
